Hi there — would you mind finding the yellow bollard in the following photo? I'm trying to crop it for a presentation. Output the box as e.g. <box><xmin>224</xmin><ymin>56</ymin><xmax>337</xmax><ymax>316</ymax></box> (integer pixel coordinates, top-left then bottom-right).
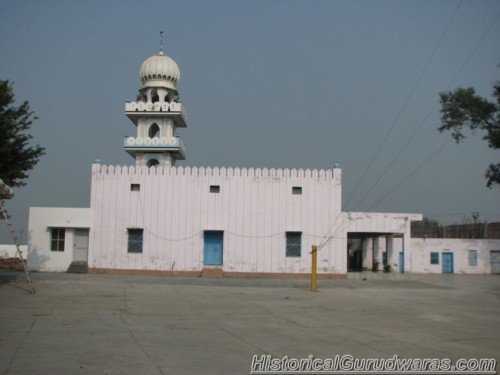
<box><xmin>311</xmin><ymin>245</ymin><xmax>317</xmax><ymax>292</ymax></box>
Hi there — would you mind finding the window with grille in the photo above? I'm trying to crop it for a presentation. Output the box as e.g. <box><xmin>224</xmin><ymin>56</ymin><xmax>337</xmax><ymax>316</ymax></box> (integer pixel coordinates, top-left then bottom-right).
<box><xmin>292</xmin><ymin>186</ymin><xmax>302</xmax><ymax>195</ymax></box>
<box><xmin>430</xmin><ymin>252</ymin><xmax>439</xmax><ymax>265</ymax></box>
<box><xmin>127</xmin><ymin>228</ymin><xmax>143</xmax><ymax>253</ymax></box>
<box><xmin>286</xmin><ymin>232</ymin><xmax>301</xmax><ymax>257</ymax></box>
<box><xmin>50</xmin><ymin>228</ymin><xmax>65</xmax><ymax>251</ymax></box>
<box><xmin>468</xmin><ymin>250</ymin><xmax>477</xmax><ymax>266</ymax></box>
<box><xmin>210</xmin><ymin>185</ymin><xmax>220</xmax><ymax>193</ymax></box>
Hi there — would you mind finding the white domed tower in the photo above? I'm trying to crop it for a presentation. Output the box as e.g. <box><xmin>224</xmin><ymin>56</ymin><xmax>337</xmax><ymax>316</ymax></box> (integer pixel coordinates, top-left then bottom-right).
<box><xmin>124</xmin><ymin>37</ymin><xmax>188</xmax><ymax>167</ymax></box>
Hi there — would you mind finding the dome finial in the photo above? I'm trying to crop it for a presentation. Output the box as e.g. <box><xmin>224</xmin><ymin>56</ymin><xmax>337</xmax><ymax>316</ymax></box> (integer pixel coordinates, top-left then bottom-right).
<box><xmin>159</xmin><ymin>31</ymin><xmax>164</xmax><ymax>55</ymax></box>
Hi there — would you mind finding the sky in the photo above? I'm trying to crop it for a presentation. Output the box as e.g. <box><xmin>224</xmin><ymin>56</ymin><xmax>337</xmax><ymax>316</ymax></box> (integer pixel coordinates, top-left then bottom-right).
<box><xmin>0</xmin><ymin>0</ymin><xmax>499</xmax><ymax>243</ymax></box>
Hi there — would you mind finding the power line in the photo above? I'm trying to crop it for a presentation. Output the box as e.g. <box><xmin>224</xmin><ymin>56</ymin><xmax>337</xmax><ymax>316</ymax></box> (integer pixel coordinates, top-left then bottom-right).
<box><xmin>316</xmin><ymin>8</ymin><xmax>500</xmax><ymax>249</ymax></box>
<box><xmin>137</xmin><ymin>189</ymin><xmax>331</xmax><ymax>242</ymax></box>
<box><xmin>351</xmin><ymin>8</ymin><xmax>500</xmax><ymax>211</ymax></box>
<box><xmin>342</xmin><ymin>0</ymin><xmax>464</xmax><ymax>210</ymax></box>
<box><xmin>368</xmin><ymin>141</ymin><xmax>450</xmax><ymax>210</ymax></box>
<box><xmin>321</xmin><ymin>141</ymin><xmax>450</xmax><ymax>249</ymax></box>
<box><xmin>319</xmin><ymin>1</ymin><xmax>465</xmax><ymax>249</ymax></box>
<box><xmin>324</xmin><ymin>8</ymin><xmax>500</xmax><ymax>247</ymax></box>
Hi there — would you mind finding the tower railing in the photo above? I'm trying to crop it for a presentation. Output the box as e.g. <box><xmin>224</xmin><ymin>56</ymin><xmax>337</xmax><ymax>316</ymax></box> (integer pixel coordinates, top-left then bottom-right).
<box><xmin>123</xmin><ymin>136</ymin><xmax>186</xmax><ymax>155</ymax></box>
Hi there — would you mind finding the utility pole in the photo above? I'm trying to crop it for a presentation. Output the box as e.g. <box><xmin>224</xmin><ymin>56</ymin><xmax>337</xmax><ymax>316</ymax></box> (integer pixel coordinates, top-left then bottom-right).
<box><xmin>311</xmin><ymin>245</ymin><xmax>317</xmax><ymax>292</ymax></box>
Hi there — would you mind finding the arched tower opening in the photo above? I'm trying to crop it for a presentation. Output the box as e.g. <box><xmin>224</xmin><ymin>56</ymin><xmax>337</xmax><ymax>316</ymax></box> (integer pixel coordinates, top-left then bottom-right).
<box><xmin>151</xmin><ymin>89</ymin><xmax>160</xmax><ymax>103</ymax></box>
<box><xmin>146</xmin><ymin>158</ymin><xmax>160</xmax><ymax>168</ymax></box>
<box><xmin>148</xmin><ymin>123</ymin><xmax>160</xmax><ymax>138</ymax></box>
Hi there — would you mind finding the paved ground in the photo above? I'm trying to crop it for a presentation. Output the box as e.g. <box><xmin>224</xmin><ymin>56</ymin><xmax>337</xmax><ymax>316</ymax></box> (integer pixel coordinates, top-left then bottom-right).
<box><xmin>0</xmin><ymin>271</ymin><xmax>499</xmax><ymax>374</ymax></box>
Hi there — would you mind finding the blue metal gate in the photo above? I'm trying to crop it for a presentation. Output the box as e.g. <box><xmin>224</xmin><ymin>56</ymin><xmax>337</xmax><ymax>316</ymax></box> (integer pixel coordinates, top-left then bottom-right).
<box><xmin>399</xmin><ymin>252</ymin><xmax>404</xmax><ymax>273</ymax></box>
<box><xmin>204</xmin><ymin>231</ymin><xmax>223</xmax><ymax>265</ymax></box>
<box><xmin>442</xmin><ymin>252</ymin><xmax>454</xmax><ymax>273</ymax></box>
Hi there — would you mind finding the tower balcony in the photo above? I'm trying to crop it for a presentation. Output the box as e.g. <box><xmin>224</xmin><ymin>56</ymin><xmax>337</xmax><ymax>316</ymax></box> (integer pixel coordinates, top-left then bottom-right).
<box><xmin>123</xmin><ymin>136</ymin><xmax>187</xmax><ymax>160</ymax></box>
<box><xmin>125</xmin><ymin>101</ymin><xmax>188</xmax><ymax>127</ymax></box>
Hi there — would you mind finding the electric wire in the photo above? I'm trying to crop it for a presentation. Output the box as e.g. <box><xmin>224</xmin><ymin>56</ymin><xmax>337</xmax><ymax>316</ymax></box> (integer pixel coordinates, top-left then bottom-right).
<box><xmin>137</xmin><ymin>187</ymin><xmax>330</xmax><ymax>241</ymax></box>
<box><xmin>343</xmin><ymin>0</ymin><xmax>464</xmax><ymax>210</ymax></box>
<box><xmin>368</xmin><ymin>141</ymin><xmax>450</xmax><ymax>210</ymax></box>
<box><xmin>318</xmin><ymin>1</ymin><xmax>464</xmax><ymax>249</ymax></box>
<box><xmin>352</xmin><ymin>8</ymin><xmax>500</xmax><ymax>211</ymax></box>
<box><xmin>318</xmin><ymin>8</ymin><xmax>500</xmax><ymax>250</ymax></box>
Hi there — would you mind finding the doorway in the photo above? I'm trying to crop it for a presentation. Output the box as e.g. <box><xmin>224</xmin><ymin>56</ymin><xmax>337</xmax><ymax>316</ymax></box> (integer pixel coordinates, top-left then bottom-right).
<box><xmin>73</xmin><ymin>229</ymin><xmax>89</xmax><ymax>262</ymax></box>
<box><xmin>203</xmin><ymin>231</ymin><xmax>223</xmax><ymax>266</ymax></box>
<box><xmin>442</xmin><ymin>252</ymin><xmax>454</xmax><ymax>273</ymax></box>
<box><xmin>490</xmin><ymin>250</ymin><xmax>500</xmax><ymax>274</ymax></box>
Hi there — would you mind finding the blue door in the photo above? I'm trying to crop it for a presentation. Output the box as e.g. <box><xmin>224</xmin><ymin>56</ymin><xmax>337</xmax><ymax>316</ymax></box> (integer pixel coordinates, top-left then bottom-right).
<box><xmin>442</xmin><ymin>252</ymin><xmax>454</xmax><ymax>273</ymax></box>
<box><xmin>204</xmin><ymin>231</ymin><xmax>223</xmax><ymax>265</ymax></box>
<box><xmin>399</xmin><ymin>252</ymin><xmax>404</xmax><ymax>273</ymax></box>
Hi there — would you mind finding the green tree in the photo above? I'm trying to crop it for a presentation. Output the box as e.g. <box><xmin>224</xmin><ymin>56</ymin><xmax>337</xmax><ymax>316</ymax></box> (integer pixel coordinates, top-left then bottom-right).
<box><xmin>438</xmin><ymin>81</ymin><xmax>499</xmax><ymax>188</ymax></box>
<box><xmin>0</xmin><ymin>80</ymin><xmax>45</xmax><ymax>188</ymax></box>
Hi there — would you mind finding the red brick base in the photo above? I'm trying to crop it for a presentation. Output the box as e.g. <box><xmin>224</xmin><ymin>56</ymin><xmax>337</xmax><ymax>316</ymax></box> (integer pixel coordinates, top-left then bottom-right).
<box><xmin>223</xmin><ymin>272</ymin><xmax>346</xmax><ymax>280</ymax></box>
<box><xmin>0</xmin><ymin>258</ymin><xmax>24</xmax><ymax>270</ymax></box>
<box><xmin>88</xmin><ymin>267</ymin><xmax>347</xmax><ymax>280</ymax></box>
<box><xmin>88</xmin><ymin>268</ymin><xmax>201</xmax><ymax>277</ymax></box>
<box><xmin>201</xmin><ymin>267</ymin><xmax>224</xmax><ymax>278</ymax></box>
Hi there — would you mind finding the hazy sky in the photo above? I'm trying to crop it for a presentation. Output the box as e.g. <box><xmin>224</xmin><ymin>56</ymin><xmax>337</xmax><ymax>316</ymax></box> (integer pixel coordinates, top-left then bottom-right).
<box><xmin>1</xmin><ymin>0</ymin><xmax>499</xmax><ymax>242</ymax></box>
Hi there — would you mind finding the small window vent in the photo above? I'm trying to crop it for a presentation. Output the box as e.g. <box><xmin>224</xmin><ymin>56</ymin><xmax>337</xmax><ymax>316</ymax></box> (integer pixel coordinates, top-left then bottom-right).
<box><xmin>131</xmin><ymin>184</ymin><xmax>140</xmax><ymax>191</ymax></box>
<box><xmin>292</xmin><ymin>186</ymin><xmax>302</xmax><ymax>195</ymax></box>
<box><xmin>210</xmin><ymin>185</ymin><xmax>220</xmax><ymax>193</ymax></box>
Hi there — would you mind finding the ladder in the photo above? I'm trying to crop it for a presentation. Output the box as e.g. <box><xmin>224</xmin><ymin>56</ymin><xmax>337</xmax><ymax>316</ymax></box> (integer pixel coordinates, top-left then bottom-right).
<box><xmin>0</xmin><ymin>199</ymin><xmax>35</xmax><ymax>294</ymax></box>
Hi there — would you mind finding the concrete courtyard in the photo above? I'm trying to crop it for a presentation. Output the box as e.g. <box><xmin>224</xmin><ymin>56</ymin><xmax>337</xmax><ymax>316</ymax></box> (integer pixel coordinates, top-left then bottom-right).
<box><xmin>0</xmin><ymin>271</ymin><xmax>499</xmax><ymax>374</ymax></box>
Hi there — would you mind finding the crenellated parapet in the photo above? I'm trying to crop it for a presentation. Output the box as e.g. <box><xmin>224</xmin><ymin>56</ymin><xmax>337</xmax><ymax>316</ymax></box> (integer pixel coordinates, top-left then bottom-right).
<box><xmin>92</xmin><ymin>164</ymin><xmax>341</xmax><ymax>180</ymax></box>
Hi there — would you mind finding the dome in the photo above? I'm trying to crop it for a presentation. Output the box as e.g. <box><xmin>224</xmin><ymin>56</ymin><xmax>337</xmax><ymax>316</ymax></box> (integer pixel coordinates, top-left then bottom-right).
<box><xmin>140</xmin><ymin>52</ymin><xmax>180</xmax><ymax>90</ymax></box>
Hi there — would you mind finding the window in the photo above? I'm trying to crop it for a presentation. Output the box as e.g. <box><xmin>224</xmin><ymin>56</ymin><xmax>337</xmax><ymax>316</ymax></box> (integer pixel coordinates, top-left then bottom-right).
<box><xmin>131</xmin><ymin>183</ymin><xmax>140</xmax><ymax>191</ymax></box>
<box><xmin>210</xmin><ymin>185</ymin><xmax>220</xmax><ymax>193</ymax></box>
<box><xmin>468</xmin><ymin>250</ymin><xmax>478</xmax><ymax>266</ymax></box>
<box><xmin>127</xmin><ymin>229</ymin><xmax>143</xmax><ymax>253</ymax></box>
<box><xmin>148</xmin><ymin>123</ymin><xmax>160</xmax><ymax>138</ymax></box>
<box><xmin>146</xmin><ymin>158</ymin><xmax>159</xmax><ymax>168</ymax></box>
<box><xmin>292</xmin><ymin>186</ymin><xmax>302</xmax><ymax>195</ymax></box>
<box><xmin>50</xmin><ymin>228</ymin><xmax>65</xmax><ymax>251</ymax></box>
<box><xmin>430</xmin><ymin>252</ymin><xmax>439</xmax><ymax>265</ymax></box>
<box><xmin>286</xmin><ymin>232</ymin><xmax>301</xmax><ymax>257</ymax></box>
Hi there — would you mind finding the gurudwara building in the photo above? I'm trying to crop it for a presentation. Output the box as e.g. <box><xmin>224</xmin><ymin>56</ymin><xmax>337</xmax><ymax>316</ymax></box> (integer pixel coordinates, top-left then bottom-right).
<box><xmin>27</xmin><ymin>44</ymin><xmax>425</xmax><ymax>277</ymax></box>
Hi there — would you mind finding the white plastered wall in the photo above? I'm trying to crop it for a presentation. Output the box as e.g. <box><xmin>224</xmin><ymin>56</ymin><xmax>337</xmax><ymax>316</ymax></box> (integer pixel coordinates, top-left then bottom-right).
<box><xmin>0</xmin><ymin>244</ymin><xmax>27</xmax><ymax>258</ymax></box>
<box><xmin>410</xmin><ymin>238</ymin><xmax>500</xmax><ymax>274</ymax></box>
<box><xmin>89</xmin><ymin>164</ymin><xmax>344</xmax><ymax>274</ymax></box>
<box><xmin>27</xmin><ymin>207</ymin><xmax>91</xmax><ymax>272</ymax></box>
